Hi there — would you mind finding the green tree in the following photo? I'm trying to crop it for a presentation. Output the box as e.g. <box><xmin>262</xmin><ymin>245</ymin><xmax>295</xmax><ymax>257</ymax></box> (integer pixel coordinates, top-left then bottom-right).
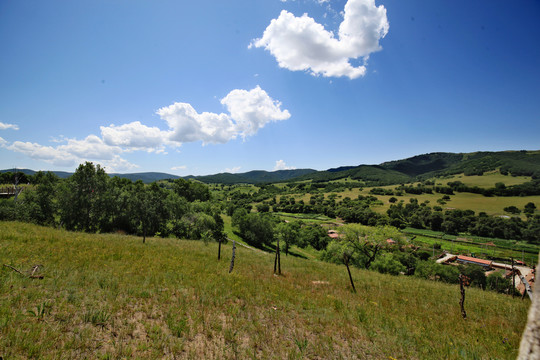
<box><xmin>237</xmin><ymin>213</ymin><xmax>274</xmax><ymax>248</ymax></box>
<box><xmin>58</xmin><ymin>162</ymin><xmax>109</xmax><ymax>232</ymax></box>
<box><xmin>371</xmin><ymin>253</ymin><xmax>406</xmax><ymax>276</ymax></box>
<box><xmin>331</xmin><ymin>224</ymin><xmax>403</xmax><ymax>269</ymax></box>
<box><xmin>414</xmin><ymin>261</ymin><xmax>459</xmax><ymax>284</ymax></box>
<box><xmin>173</xmin><ymin>178</ymin><xmax>211</xmax><ymax>202</ymax></box>
<box><xmin>459</xmin><ymin>264</ymin><xmax>487</xmax><ymax>289</ymax></box>
<box><xmin>486</xmin><ymin>272</ymin><xmax>512</xmax><ymax>294</ymax></box>
<box><xmin>524</xmin><ymin>202</ymin><xmax>536</xmax><ymax>216</ymax></box>
<box><xmin>18</xmin><ymin>171</ymin><xmax>58</xmax><ymax>226</ymax></box>
<box><xmin>297</xmin><ymin>224</ymin><xmax>328</xmax><ymax>250</ymax></box>
<box><xmin>503</xmin><ymin>206</ymin><xmax>521</xmax><ymax>215</ymax></box>
<box><xmin>130</xmin><ymin>181</ymin><xmax>168</xmax><ymax>243</ymax></box>
<box><xmin>275</xmin><ymin>221</ymin><xmax>299</xmax><ymax>256</ymax></box>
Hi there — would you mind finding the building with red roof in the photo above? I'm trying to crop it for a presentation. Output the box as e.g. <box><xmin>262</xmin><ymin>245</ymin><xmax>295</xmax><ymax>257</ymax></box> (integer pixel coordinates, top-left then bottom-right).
<box><xmin>456</xmin><ymin>255</ymin><xmax>493</xmax><ymax>268</ymax></box>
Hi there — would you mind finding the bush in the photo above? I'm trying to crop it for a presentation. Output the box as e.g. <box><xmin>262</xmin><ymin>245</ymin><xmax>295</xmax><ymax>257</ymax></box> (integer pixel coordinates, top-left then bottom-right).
<box><xmin>371</xmin><ymin>253</ymin><xmax>406</xmax><ymax>276</ymax></box>
<box><xmin>459</xmin><ymin>265</ymin><xmax>487</xmax><ymax>289</ymax></box>
<box><xmin>486</xmin><ymin>272</ymin><xmax>512</xmax><ymax>294</ymax></box>
<box><xmin>415</xmin><ymin>261</ymin><xmax>459</xmax><ymax>284</ymax></box>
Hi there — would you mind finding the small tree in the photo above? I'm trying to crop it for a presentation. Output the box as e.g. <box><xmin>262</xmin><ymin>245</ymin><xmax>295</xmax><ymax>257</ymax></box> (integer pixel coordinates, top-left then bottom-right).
<box><xmin>130</xmin><ymin>182</ymin><xmax>168</xmax><ymax>243</ymax></box>
<box><xmin>339</xmin><ymin>224</ymin><xmax>403</xmax><ymax>269</ymax></box>
<box><xmin>275</xmin><ymin>221</ymin><xmax>299</xmax><ymax>256</ymax></box>
<box><xmin>504</xmin><ymin>206</ymin><xmax>521</xmax><ymax>215</ymax></box>
<box><xmin>524</xmin><ymin>202</ymin><xmax>536</xmax><ymax>216</ymax></box>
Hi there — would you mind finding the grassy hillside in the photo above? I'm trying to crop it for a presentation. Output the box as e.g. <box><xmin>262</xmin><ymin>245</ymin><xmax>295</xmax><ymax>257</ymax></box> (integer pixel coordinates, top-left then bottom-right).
<box><xmin>290</xmin><ymin>150</ymin><xmax>540</xmax><ymax>186</ymax></box>
<box><xmin>0</xmin><ymin>222</ymin><xmax>530</xmax><ymax>359</ymax></box>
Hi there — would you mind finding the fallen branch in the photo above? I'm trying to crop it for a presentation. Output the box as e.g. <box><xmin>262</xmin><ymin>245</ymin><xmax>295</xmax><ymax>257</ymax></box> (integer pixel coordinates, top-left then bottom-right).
<box><xmin>3</xmin><ymin>264</ymin><xmax>44</xmax><ymax>279</ymax></box>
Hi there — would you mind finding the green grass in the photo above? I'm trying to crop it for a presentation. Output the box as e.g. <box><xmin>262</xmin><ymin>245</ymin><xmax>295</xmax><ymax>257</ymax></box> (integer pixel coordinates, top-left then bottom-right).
<box><xmin>436</xmin><ymin>171</ymin><xmax>532</xmax><ymax>188</ymax></box>
<box><xmin>0</xmin><ymin>221</ymin><xmax>531</xmax><ymax>359</ymax></box>
<box><xmin>273</xmin><ymin>211</ymin><xmax>337</xmax><ymax>224</ymax></box>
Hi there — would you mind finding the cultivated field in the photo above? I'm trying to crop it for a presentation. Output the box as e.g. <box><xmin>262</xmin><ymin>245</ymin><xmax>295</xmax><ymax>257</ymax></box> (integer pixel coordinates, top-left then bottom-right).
<box><xmin>0</xmin><ymin>221</ymin><xmax>531</xmax><ymax>359</ymax></box>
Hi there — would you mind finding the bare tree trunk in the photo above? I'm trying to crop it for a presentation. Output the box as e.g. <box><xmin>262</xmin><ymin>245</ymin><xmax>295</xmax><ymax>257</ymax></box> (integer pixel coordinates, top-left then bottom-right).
<box><xmin>274</xmin><ymin>237</ymin><xmax>281</xmax><ymax>275</ymax></box>
<box><xmin>344</xmin><ymin>254</ymin><xmax>356</xmax><ymax>293</ymax></box>
<box><xmin>218</xmin><ymin>240</ymin><xmax>222</xmax><ymax>260</ymax></box>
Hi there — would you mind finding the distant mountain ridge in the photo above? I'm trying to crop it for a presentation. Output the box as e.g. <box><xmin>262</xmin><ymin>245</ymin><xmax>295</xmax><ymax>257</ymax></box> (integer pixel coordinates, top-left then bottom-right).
<box><xmin>2</xmin><ymin>150</ymin><xmax>539</xmax><ymax>185</ymax></box>
<box><xmin>185</xmin><ymin>169</ymin><xmax>317</xmax><ymax>184</ymax></box>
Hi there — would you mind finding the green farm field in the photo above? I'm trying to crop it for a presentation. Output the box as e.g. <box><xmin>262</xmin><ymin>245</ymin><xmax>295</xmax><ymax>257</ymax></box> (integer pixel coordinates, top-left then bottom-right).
<box><xmin>0</xmin><ymin>221</ymin><xmax>531</xmax><ymax>359</ymax></box>
<box><xmin>402</xmin><ymin>230</ymin><xmax>540</xmax><ymax>265</ymax></box>
<box><xmin>435</xmin><ymin>172</ymin><xmax>532</xmax><ymax>188</ymax></box>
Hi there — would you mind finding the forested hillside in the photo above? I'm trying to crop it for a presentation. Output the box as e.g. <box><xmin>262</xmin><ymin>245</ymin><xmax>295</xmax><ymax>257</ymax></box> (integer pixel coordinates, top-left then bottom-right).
<box><xmin>3</xmin><ymin>150</ymin><xmax>539</xmax><ymax>185</ymax></box>
<box><xmin>291</xmin><ymin>150</ymin><xmax>540</xmax><ymax>186</ymax></box>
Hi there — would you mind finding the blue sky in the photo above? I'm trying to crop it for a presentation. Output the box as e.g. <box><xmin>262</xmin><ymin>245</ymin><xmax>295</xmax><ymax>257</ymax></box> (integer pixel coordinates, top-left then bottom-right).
<box><xmin>1</xmin><ymin>0</ymin><xmax>539</xmax><ymax>175</ymax></box>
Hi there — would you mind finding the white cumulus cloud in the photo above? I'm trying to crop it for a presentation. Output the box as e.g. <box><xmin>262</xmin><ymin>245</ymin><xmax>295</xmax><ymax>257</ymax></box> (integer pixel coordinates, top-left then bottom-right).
<box><xmin>0</xmin><ymin>122</ymin><xmax>19</xmax><ymax>130</ymax></box>
<box><xmin>221</xmin><ymin>86</ymin><xmax>291</xmax><ymax>138</ymax></box>
<box><xmin>100</xmin><ymin>121</ymin><xmax>175</xmax><ymax>152</ymax></box>
<box><xmin>157</xmin><ymin>85</ymin><xmax>290</xmax><ymax>145</ymax></box>
<box><xmin>7</xmin><ymin>141</ymin><xmax>77</xmax><ymax>167</ymax></box>
<box><xmin>59</xmin><ymin>135</ymin><xmax>121</xmax><ymax>160</ymax></box>
<box><xmin>274</xmin><ymin>160</ymin><xmax>296</xmax><ymax>171</ymax></box>
<box><xmin>2</xmin><ymin>86</ymin><xmax>289</xmax><ymax>170</ymax></box>
<box><xmin>250</xmin><ymin>0</ymin><xmax>389</xmax><ymax>79</ymax></box>
<box><xmin>103</xmin><ymin>155</ymin><xmax>139</xmax><ymax>172</ymax></box>
<box><xmin>158</xmin><ymin>103</ymin><xmax>237</xmax><ymax>145</ymax></box>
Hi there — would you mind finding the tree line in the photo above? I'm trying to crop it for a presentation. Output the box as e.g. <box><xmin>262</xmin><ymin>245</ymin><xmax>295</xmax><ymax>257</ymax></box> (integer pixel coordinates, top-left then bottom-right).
<box><xmin>0</xmin><ymin>162</ymin><xmax>225</xmax><ymax>244</ymax></box>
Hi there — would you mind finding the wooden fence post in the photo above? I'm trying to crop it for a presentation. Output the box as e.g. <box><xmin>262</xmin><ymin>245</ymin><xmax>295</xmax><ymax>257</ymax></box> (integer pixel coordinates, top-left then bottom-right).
<box><xmin>459</xmin><ymin>274</ymin><xmax>467</xmax><ymax>319</ymax></box>
<box><xmin>229</xmin><ymin>241</ymin><xmax>236</xmax><ymax>273</ymax></box>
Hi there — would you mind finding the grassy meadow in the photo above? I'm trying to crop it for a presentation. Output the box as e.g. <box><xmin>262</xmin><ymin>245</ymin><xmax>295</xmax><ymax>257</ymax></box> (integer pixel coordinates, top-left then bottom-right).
<box><xmin>0</xmin><ymin>221</ymin><xmax>532</xmax><ymax>359</ymax></box>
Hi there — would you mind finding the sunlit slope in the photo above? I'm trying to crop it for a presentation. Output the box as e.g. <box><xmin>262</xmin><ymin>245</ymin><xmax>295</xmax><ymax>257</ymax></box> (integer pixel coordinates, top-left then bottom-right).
<box><xmin>0</xmin><ymin>221</ymin><xmax>530</xmax><ymax>359</ymax></box>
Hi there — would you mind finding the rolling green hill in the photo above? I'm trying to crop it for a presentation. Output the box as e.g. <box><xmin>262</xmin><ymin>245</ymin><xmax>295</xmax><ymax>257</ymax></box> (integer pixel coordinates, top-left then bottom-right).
<box><xmin>186</xmin><ymin>168</ymin><xmax>317</xmax><ymax>184</ymax></box>
<box><xmin>290</xmin><ymin>150</ymin><xmax>540</xmax><ymax>186</ymax></box>
<box><xmin>3</xmin><ymin>150</ymin><xmax>539</xmax><ymax>185</ymax></box>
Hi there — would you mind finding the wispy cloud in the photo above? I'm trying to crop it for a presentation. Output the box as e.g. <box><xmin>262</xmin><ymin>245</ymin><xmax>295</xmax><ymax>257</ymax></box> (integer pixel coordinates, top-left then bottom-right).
<box><xmin>225</xmin><ymin>166</ymin><xmax>241</xmax><ymax>173</ymax></box>
<box><xmin>0</xmin><ymin>122</ymin><xmax>19</xmax><ymax>130</ymax></box>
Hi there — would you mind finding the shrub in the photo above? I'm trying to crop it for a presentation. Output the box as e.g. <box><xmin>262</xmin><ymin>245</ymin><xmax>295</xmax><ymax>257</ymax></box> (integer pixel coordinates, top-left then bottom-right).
<box><xmin>415</xmin><ymin>261</ymin><xmax>459</xmax><ymax>284</ymax></box>
<box><xmin>371</xmin><ymin>253</ymin><xmax>406</xmax><ymax>276</ymax></box>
